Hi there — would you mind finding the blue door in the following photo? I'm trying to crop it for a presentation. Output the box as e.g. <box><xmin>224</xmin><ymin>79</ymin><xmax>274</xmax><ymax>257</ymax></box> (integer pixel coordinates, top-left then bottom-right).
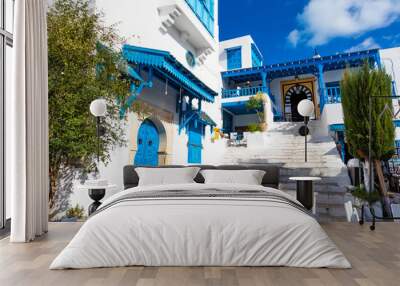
<box><xmin>188</xmin><ymin>120</ymin><xmax>202</xmax><ymax>164</ymax></box>
<box><xmin>134</xmin><ymin>120</ymin><xmax>159</xmax><ymax>166</ymax></box>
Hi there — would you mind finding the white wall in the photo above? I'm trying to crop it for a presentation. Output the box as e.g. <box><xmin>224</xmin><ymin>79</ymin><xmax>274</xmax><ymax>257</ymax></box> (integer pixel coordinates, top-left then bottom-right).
<box><xmin>68</xmin><ymin>0</ymin><xmax>226</xmax><ymax>215</ymax></box>
<box><xmin>381</xmin><ymin>47</ymin><xmax>400</xmax><ymax>95</ymax></box>
<box><xmin>96</xmin><ymin>0</ymin><xmax>221</xmax><ymax>92</ymax></box>
<box><xmin>219</xmin><ymin>35</ymin><xmax>260</xmax><ymax>71</ymax></box>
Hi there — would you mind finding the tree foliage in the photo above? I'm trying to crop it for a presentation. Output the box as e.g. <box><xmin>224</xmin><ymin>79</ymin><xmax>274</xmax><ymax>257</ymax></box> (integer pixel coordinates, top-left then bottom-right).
<box><xmin>48</xmin><ymin>0</ymin><xmax>130</xmax><ymax>216</ymax></box>
<box><xmin>341</xmin><ymin>62</ymin><xmax>395</xmax><ymax>216</ymax></box>
<box><xmin>341</xmin><ymin>63</ymin><xmax>395</xmax><ymax>161</ymax></box>
<box><xmin>246</xmin><ymin>92</ymin><xmax>265</xmax><ymax>123</ymax></box>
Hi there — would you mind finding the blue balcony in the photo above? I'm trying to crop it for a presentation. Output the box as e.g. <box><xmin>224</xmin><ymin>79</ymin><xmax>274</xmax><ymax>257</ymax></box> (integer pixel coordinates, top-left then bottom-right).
<box><xmin>222</xmin><ymin>86</ymin><xmax>266</xmax><ymax>99</ymax></box>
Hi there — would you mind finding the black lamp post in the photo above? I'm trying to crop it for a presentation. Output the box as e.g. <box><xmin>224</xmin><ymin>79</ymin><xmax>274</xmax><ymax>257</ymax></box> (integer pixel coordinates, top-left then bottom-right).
<box><xmin>90</xmin><ymin>99</ymin><xmax>107</xmax><ymax>177</ymax></box>
<box><xmin>88</xmin><ymin>99</ymin><xmax>107</xmax><ymax>215</ymax></box>
<box><xmin>297</xmin><ymin>99</ymin><xmax>315</xmax><ymax>162</ymax></box>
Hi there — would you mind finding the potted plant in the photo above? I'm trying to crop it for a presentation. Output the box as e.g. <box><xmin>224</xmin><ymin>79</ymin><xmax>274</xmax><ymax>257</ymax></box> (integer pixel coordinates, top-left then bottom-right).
<box><xmin>63</xmin><ymin>204</ymin><xmax>86</xmax><ymax>222</ymax></box>
<box><xmin>351</xmin><ymin>184</ymin><xmax>381</xmax><ymax>223</ymax></box>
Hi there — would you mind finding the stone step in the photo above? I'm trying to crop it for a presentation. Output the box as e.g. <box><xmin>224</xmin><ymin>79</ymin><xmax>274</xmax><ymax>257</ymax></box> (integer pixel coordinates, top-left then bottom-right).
<box><xmin>317</xmin><ymin>204</ymin><xmax>347</xmax><ymax>218</ymax></box>
<box><xmin>316</xmin><ymin>193</ymin><xmax>347</xmax><ymax>205</ymax></box>
<box><xmin>223</xmin><ymin>121</ymin><xmax>350</xmax><ymax>219</ymax></box>
<box><xmin>316</xmin><ymin>213</ymin><xmax>347</xmax><ymax>223</ymax></box>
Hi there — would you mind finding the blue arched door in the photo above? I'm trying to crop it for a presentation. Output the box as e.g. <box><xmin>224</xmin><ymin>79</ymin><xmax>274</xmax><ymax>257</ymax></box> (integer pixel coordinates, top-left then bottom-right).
<box><xmin>134</xmin><ymin>120</ymin><xmax>159</xmax><ymax>166</ymax></box>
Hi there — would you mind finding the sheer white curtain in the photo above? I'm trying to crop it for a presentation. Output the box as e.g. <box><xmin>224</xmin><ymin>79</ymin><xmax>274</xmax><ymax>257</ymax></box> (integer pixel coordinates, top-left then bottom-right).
<box><xmin>8</xmin><ymin>0</ymin><xmax>49</xmax><ymax>242</ymax></box>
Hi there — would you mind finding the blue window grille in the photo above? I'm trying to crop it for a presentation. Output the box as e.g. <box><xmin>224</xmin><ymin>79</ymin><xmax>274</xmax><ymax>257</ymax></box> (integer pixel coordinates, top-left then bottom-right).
<box><xmin>251</xmin><ymin>44</ymin><xmax>263</xmax><ymax>67</ymax></box>
<box><xmin>326</xmin><ymin>82</ymin><xmax>341</xmax><ymax>104</ymax></box>
<box><xmin>226</xmin><ymin>47</ymin><xmax>242</xmax><ymax>70</ymax></box>
<box><xmin>185</xmin><ymin>0</ymin><xmax>215</xmax><ymax>36</ymax></box>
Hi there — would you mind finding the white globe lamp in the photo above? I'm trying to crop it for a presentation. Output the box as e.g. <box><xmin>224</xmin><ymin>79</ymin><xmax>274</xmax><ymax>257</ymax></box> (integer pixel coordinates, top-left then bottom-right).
<box><xmin>90</xmin><ymin>99</ymin><xmax>107</xmax><ymax>117</ymax></box>
<box><xmin>297</xmin><ymin>99</ymin><xmax>314</xmax><ymax>118</ymax></box>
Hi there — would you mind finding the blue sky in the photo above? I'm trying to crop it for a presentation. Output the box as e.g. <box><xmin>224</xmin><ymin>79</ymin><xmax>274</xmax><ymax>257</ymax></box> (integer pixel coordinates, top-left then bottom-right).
<box><xmin>219</xmin><ymin>0</ymin><xmax>400</xmax><ymax>64</ymax></box>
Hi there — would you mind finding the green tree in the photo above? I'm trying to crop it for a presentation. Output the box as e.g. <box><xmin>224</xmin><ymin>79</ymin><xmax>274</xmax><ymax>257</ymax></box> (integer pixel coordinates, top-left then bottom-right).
<box><xmin>246</xmin><ymin>92</ymin><xmax>265</xmax><ymax>123</ymax></box>
<box><xmin>48</xmin><ymin>0</ymin><xmax>131</xmax><ymax>218</ymax></box>
<box><xmin>341</xmin><ymin>63</ymin><xmax>395</xmax><ymax>216</ymax></box>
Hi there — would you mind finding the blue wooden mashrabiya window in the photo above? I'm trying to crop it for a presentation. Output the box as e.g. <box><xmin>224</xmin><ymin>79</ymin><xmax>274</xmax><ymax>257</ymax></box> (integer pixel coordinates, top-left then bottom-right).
<box><xmin>185</xmin><ymin>0</ymin><xmax>215</xmax><ymax>36</ymax></box>
<box><xmin>251</xmin><ymin>44</ymin><xmax>263</xmax><ymax>67</ymax></box>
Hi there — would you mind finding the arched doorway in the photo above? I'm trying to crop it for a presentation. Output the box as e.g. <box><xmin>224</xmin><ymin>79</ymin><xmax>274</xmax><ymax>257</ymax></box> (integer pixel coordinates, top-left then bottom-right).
<box><xmin>285</xmin><ymin>84</ymin><xmax>313</xmax><ymax>122</ymax></box>
<box><xmin>134</xmin><ymin>119</ymin><xmax>160</xmax><ymax>166</ymax></box>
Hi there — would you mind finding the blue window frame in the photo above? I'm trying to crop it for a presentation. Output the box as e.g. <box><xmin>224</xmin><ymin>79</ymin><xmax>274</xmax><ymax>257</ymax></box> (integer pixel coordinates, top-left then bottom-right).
<box><xmin>251</xmin><ymin>44</ymin><xmax>263</xmax><ymax>67</ymax></box>
<box><xmin>185</xmin><ymin>0</ymin><xmax>215</xmax><ymax>36</ymax></box>
<box><xmin>392</xmin><ymin>81</ymin><xmax>397</xmax><ymax>96</ymax></box>
<box><xmin>326</xmin><ymin>81</ymin><xmax>341</xmax><ymax>104</ymax></box>
<box><xmin>226</xmin><ymin>47</ymin><xmax>242</xmax><ymax>70</ymax></box>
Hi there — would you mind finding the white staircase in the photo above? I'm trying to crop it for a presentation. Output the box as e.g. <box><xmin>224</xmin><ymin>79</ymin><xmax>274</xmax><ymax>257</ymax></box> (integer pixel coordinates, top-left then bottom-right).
<box><xmin>222</xmin><ymin>121</ymin><xmax>351</xmax><ymax>220</ymax></box>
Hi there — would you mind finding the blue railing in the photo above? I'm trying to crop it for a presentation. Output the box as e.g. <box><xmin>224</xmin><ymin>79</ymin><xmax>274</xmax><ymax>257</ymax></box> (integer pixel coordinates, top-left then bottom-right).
<box><xmin>185</xmin><ymin>0</ymin><xmax>215</xmax><ymax>36</ymax></box>
<box><xmin>326</xmin><ymin>86</ymin><xmax>341</xmax><ymax>104</ymax></box>
<box><xmin>222</xmin><ymin>86</ymin><xmax>266</xmax><ymax>98</ymax></box>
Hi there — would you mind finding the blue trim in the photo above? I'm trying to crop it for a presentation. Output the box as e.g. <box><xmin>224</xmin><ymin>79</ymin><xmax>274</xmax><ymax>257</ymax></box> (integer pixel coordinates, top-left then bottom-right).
<box><xmin>317</xmin><ymin>64</ymin><xmax>326</xmax><ymax>113</ymax></box>
<box><xmin>394</xmin><ymin>119</ymin><xmax>400</xmax><ymax>127</ymax></box>
<box><xmin>221</xmin><ymin>49</ymin><xmax>380</xmax><ymax>82</ymax></box>
<box><xmin>337</xmin><ymin>131</ymin><xmax>346</xmax><ymax>162</ymax></box>
<box><xmin>120</xmin><ymin>66</ymin><xmax>154</xmax><ymax>118</ymax></box>
<box><xmin>329</xmin><ymin>124</ymin><xmax>345</xmax><ymax>132</ymax></box>
<box><xmin>375</xmin><ymin>52</ymin><xmax>382</xmax><ymax>69</ymax></box>
<box><xmin>395</xmin><ymin>140</ymin><xmax>400</xmax><ymax>156</ymax></box>
<box><xmin>222</xmin><ymin>110</ymin><xmax>233</xmax><ymax>133</ymax></box>
<box><xmin>122</xmin><ymin>45</ymin><xmax>217</xmax><ymax>103</ymax></box>
<box><xmin>392</xmin><ymin>81</ymin><xmax>398</xmax><ymax>96</ymax></box>
<box><xmin>222</xmin><ymin>86</ymin><xmax>266</xmax><ymax>98</ymax></box>
<box><xmin>184</xmin><ymin>0</ymin><xmax>215</xmax><ymax>37</ymax></box>
<box><xmin>226</xmin><ymin>47</ymin><xmax>242</xmax><ymax>70</ymax></box>
<box><xmin>326</xmin><ymin>81</ymin><xmax>341</xmax><ymax>104</ymax></box>
<box><xmin>222</xmin><ymin>101</ymin><xmax>258</xmax><ymax>115</ymax></box>
<box><xmin>251</xmin><ymin>43</ymin><xmax>263</xmax><ymax>67</ymax></box>
<box><xmin>179</xmin><ymin>110</ymin><xmax>216</xmax><ymax>134</ymax></box>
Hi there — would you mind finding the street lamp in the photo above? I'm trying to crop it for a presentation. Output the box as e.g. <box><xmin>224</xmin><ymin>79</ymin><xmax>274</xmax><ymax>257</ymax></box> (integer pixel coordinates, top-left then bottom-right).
<box><xmin>90</xmin><ymin>99</ymin><xmax>107</xmax><ymax>177</ymax></box>
<box><xmin>297</xmin><ymin>99</ymin><xmax>315</xmax><ymax>162</ymax></box>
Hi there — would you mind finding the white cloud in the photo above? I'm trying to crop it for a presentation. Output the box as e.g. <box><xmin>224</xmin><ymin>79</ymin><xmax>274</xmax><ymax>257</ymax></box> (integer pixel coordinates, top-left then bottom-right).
<box><xmin>287</xmin><ymin>29</ymin><xmax>300</xmax><ymax>47</ymax></box>
<box><xmin>288</xmin><ymin>0</ymin><xmax>400</xmax><ymax>47</ymax></box>
<box><xmin>345</xmin><ymin>37</ymin><xmax>381</xmax><ymax>52</ymax></box>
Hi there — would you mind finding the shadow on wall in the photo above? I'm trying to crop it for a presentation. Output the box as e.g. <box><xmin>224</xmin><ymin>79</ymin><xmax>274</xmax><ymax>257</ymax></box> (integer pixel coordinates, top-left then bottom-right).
<box><xmin>50</xmin><ymin>166</ymin><xmax>78</xmax><ymax>221</ymax></box>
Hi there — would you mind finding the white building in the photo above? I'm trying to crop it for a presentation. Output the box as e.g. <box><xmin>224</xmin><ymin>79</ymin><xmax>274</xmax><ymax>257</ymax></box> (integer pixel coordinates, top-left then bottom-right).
<box><xmin>220</xmin><ymin>36</ymin><xmax>400</xmax><ymax>158</ymax></box>
<box><xmin>69</xmin><ymin>0</ymin><xmax>400</xmax><ymax>213</ymax></box>
<box><xmin>70</xmin><ymin>0</ymin><xmax>227</xmax><ymax>209</ymax></box>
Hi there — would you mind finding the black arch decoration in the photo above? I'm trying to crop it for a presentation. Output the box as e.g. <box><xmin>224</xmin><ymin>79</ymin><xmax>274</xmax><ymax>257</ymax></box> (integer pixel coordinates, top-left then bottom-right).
<box><xmin>284</xmin><ymin>84</ymin><xmax>314</xmax><ymax>121</ymax></box>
